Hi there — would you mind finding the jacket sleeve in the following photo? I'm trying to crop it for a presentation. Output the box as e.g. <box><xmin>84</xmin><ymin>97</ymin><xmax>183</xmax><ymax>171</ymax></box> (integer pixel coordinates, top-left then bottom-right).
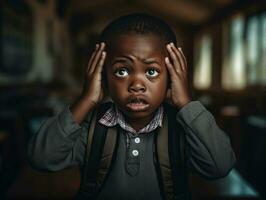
<box><xmin>27</xmin><ymin>106</ymin><xmax>92</xmax><ymax>172</ymax></box>
<box><xmin>176</xmin><ymin>101</ymin><xmax>236</xmax><ymax>179</ymax></box>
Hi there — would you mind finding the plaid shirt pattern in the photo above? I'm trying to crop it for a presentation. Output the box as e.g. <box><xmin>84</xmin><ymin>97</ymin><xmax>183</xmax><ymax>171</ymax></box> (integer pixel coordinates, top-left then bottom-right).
<box><xmin>99</xmin><ymin>103</ymin><xmax>164</xmax><ymax>135</ymax></box>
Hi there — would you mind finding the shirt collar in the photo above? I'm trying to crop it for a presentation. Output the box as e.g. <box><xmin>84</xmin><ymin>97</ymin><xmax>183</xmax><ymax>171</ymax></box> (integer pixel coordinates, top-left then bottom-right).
<box><xmin>99</xmin><ymin>103</ymin><xmax>163</xmax><ymax>134</ymax></box>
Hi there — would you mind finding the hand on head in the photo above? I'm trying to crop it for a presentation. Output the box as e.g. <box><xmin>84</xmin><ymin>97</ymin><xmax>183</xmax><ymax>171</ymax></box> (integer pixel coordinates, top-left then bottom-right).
<box><xmin>69</xmin><ymin>42</ymin><xmax>107</xmax><ymax>124</ymax></box>
<box><xmin>81</xmin><ymin>42</ymin><xmax>107</xmax><ymax>106</ymax></box>
<box><xmin>80</xmin><ymin>41</ymin><xmax>192</xmax><ymax>111</ymax></box>
<box><xmin>165</xmin><ymin>43</ymin><xmax>191</xmax><ymax>108</ymax></box>
<box><xmin>70</xmin><ymin>13</ymin><xmax>192</xmax><ymax>125</ymax></box>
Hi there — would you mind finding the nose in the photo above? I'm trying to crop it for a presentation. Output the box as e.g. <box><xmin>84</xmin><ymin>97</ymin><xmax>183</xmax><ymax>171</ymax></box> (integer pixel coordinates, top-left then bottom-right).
<box><xmin>128</xmin><ymin>75</ymin><xmax>146</xmax><ymax>93</ymax></box>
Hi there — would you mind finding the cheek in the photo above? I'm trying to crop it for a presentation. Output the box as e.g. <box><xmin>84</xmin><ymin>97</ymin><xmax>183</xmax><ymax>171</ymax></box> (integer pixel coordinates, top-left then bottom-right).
<box><xmin>158</xmin><ymin>73</ymin><xmax>168</xmax><ymax>91</ymax></box>
<box><xmin>149</xmin><ymin>76</ymin><xmax>168</xmax><ymax>99</ymax></box>
<box><xmin>160</xmin><ymin>75</ymin><xmax>168</xmax><ymax>98</ymax></box>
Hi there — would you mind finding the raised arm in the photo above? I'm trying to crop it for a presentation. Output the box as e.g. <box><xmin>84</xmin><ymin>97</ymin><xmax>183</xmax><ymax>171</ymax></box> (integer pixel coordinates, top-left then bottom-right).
<box><xmin>164</xmin><ymin>42</ymin><xmax>236</xmax><ymax>179</ymax></box>
<box><xmin>27</xmin><ymin>107</ymin><xmax>90</xmax><ymax>171</ymax></box>
<box><xmin>27</xmin><ymin>43</ymin><xmax>107</xmax><ymax>171</ymax></box>
<box><xmin>176</xmin><ymin>101</ymin><xmax>236</xmax><ymax>179</ymax></box>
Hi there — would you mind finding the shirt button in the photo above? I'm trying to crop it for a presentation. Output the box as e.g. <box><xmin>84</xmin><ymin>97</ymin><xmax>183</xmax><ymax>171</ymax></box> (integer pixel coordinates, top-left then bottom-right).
<box><xmin>134</xmin><ymin>137</ymin><xmax>140</xmax><ymax>144</ymax></box>
<box><xmin>132</xmin><ymin>150</ymin><xmax>139</xmax><ymax>156</ymax></box>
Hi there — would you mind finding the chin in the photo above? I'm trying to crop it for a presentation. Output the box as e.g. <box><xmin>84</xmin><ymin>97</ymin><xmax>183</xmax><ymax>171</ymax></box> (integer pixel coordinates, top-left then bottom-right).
<box><xmin>122</xmin><ymin>107</ymin><xmax>156</xmax><ymax>120</ymax></box>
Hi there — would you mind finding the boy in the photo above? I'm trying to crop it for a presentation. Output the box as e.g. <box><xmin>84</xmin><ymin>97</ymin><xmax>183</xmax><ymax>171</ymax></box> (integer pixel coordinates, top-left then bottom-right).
<box><xmin>27</xmin><ymin>13</ymin><xmax>236</xmax><ymax>200</ymax></box>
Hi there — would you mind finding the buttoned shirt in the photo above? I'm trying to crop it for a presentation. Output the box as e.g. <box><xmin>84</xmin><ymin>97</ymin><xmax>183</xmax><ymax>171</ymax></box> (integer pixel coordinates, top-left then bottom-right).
<box><xmin>97</xmin><ymin>103</ymin><xmax>164</xmax><ymax>199</ymax></box>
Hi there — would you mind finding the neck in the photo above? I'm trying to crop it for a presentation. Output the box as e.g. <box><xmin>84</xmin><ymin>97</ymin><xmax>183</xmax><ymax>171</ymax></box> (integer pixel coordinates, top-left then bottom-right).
<box><xmin>125</xmin><ymin>114</ymin><xmax>154</xmax><ymax>132</ymax></box>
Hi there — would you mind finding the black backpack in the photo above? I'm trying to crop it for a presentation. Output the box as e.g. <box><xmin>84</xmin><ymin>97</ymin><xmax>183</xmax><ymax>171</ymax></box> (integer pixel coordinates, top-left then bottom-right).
<box><xmin>76</xmin><ymin>102</ymin><xmax>190</xmax><ymax>200</ymax></box>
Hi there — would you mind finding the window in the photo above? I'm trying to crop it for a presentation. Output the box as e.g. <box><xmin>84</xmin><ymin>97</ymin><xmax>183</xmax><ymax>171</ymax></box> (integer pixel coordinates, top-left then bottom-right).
<box><xmin>193</xmin><ymin>35</ymin><xmax>212</xmax><ymax>89</ymax></box>
<box><xmin>221</xmin><ymin>11</ymin><xmax>266</xmax><ymax>90</ymax></box>
<box><xmin>222</xmin><ymin>15</ymin><xmax>246</xmax><ymax>90</ymax></box>
<box><xmin>246</xmin><ymin>15</ymin><xmax>260</xmax><ymax>86</ymax></box>
<box><xmin>260</xmin><ymin>12</ymin><xmax>266</xmax><ymax>86</ymax></box>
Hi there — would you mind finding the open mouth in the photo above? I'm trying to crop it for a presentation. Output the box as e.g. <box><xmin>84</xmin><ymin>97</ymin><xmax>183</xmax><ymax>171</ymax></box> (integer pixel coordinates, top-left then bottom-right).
<box><xmin>126</xmin><ymin>97</ymin><xmax>149</xmax><ymax>112</ymax></box>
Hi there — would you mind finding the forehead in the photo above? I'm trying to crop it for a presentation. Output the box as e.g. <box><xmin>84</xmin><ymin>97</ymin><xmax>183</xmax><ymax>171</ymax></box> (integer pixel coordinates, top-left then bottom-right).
<box><xmin>106</xmin><ymin>33</ymin><xmax>168</xmax><ymax>61</ymax></box>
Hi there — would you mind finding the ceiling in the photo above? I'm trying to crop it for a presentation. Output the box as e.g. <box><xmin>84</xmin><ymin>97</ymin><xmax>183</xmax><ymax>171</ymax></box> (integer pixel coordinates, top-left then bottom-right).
<box><xmin>68</xmin><ymin>0</ymin><xmax>237</xmax><ymax>30</ymax></box>
<box><xmin>66</xmin><ymin>0</ymin><xmax>266</xmax><ymax>41</ymax></box>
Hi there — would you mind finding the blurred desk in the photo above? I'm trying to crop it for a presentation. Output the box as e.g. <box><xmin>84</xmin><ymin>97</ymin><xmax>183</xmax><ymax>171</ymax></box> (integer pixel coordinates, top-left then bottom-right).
<box><xmin>7</xmin><ymin>166</ymin><xmax>260</xmax><ymax>199</ymax></box>
<box><xmin>190</xmin><ymin>169</ymin><xmax>261</xmax><ymax>200</ymax></box>
<box><xmin>7</xmin><ymin>164</ymin><xmax>80</xmax><ymax>200</ymax></box>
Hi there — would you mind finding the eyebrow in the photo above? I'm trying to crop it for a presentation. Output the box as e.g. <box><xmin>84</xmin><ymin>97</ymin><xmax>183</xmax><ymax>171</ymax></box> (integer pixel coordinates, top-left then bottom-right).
<box><xmin>112</xmin><ymin>56</ymin><xmax>160</xmax><ymax>65</ymax></box>
<box><xmin>112</xmin><ymin>56</ymin><xmax>133</xmax><ymax>65</ymax></box>
<box><xmin>142</xmin><ymin>58</ymin><xmax>160</xmax><ymax>64</ymax></box>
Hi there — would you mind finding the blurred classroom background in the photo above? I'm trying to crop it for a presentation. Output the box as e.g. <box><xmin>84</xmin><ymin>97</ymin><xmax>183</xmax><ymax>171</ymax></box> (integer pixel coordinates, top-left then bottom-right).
<box><xmin>0</xmin><ymin>0</ymin><xmax>266</xmax><ymax>199</ymax></box>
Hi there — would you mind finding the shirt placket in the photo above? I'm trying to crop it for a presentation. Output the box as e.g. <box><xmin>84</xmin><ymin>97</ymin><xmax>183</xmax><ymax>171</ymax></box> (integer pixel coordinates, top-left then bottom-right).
<box><xmin>125</xmin><ymin>132</ymin><xmax>141</xmax><ymax>177</ymax></box>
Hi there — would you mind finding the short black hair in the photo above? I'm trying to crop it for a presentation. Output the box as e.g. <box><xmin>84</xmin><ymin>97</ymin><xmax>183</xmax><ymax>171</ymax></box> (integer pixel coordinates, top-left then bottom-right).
<box><xmin>99</xmin><ymin>13</ymin><xmax>177</xmax><ymax>44</ymax></box>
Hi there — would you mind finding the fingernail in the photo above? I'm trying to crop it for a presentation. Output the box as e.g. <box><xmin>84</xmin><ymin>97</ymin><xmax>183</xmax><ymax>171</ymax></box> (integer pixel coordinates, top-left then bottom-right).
<box><xmin>165</xmin><ymin>57</ymin><xmax>169</xmax><ymax>63</ymax></box>
<box><xmin>96</xmin><ymin>44</ymin><xmax>99</xmax><ymax>49</ymax></box>
<box><xmin>178</xmin><ymin>47</ymin><xmax>182</xmax><ymax>51</ymax></box>
<box><xmin>170</xmin><ymin>43</ymin><xmax>174</xmax><ymax>47</ymax></box>
<box><xmin>102</xmin><ymin>51</ymin><xmax>106</xmax><ymax>56</ymax></box>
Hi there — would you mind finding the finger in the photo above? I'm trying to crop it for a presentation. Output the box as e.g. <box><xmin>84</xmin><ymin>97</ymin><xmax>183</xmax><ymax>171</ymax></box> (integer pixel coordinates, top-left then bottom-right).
<box><xmin>166</xmin><ymin>44</ymin><xmax>182</xmax><ymax>73</ymax></box>
<box><xmin>170</xmin><ymin>43</ymin><xmax>186</xmax><ymax>71</ymax></box>
<box><xmin>89</xmin><ymin>42</ymin><xmax>105</xmax><ymax>73</ymax></box>
<box><xmin>94</xmin><ymin>51</ymin><xmax>106</xmax><ymax>75</ymax></box>
<box><xmin>89</xmin><ymin>42</ymin><xmax>105</xmax><ymax>74</ymax></box>
<box><xmin>177</xmin><ymin>47</ymin><xmax>187</xmax><ymax>70</ymax></box>
<box><xmin>87</xmin><ymin>44</ymin><xmax>99</xmax><ymax>72</ymax></box>
<box><xmin>165</xmin><ymin>57</ymin><xmax>177</xmax><ymax>79</ymax></box>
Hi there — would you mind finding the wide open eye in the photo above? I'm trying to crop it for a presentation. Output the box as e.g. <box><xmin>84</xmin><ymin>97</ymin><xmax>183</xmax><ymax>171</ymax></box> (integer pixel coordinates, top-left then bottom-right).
<box><xmin>114</xmin><ymin>68</ymin><xmax>129</xmax><ymax>77</ymax></box>
<box><xmin>146</xmin><ymin>68</ymin><xmax>159</xmax><ymax>77</ymax></box>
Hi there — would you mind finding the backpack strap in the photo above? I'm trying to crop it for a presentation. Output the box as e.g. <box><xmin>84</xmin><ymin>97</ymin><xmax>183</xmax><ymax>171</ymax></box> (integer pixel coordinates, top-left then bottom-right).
<box><xmin>77</xmin><ymin>102</ymin><xmax>117</xmax><ymax>200</ymax></box>
<box><xmin>95</xmin><ymin>125</ymin><xmax>118</xmax><ymax>187</ymax></box>
<box><xmin>158</xmin><ymin>103</ymin><xmax>189</xmax><ymax>200</ymax></box>
<box><xmin>168</xmin><ymin>103</ymin><xmax>189</xmax><ymax>200</ymax></box>
<box><xmin>156</xmin><ymin>111</ymin><xmax>174</xmax><ymax>200</ymax></box>
<box><xmin>77</xmin><ymin>102</ymin><xmax>188</xmax><ymax>200</ymax></box>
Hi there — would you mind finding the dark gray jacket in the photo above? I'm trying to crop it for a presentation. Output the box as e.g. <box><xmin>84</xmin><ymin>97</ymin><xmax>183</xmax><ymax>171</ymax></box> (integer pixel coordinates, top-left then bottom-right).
<box><xmin>27</xmin><ymin>101</ymin><xmax>236</xmax><ymax>199</ymax></box>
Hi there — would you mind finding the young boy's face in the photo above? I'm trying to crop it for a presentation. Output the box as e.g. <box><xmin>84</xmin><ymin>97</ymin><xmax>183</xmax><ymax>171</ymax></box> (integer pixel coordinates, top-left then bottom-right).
<box><xmin>105</xmin><ymin>33</ymin><xmax>169</xmax><ymax>124</ymax></box>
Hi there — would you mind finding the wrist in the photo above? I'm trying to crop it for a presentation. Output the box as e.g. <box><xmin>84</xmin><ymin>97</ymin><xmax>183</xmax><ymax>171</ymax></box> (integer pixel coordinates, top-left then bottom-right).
<box><xmin>79</xmin><ymin>94</ymin><xmax>97</xmax><ymax>106</ymax></box>
<box><xmin>175</xmin><ymin>97</ymin><xmax>192</xmax><ymax>109</ymax></box>
<box><xmin>70</xmin><ymin>96</ymin><xmax>97</xmax><ymax>124</ymax></box>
